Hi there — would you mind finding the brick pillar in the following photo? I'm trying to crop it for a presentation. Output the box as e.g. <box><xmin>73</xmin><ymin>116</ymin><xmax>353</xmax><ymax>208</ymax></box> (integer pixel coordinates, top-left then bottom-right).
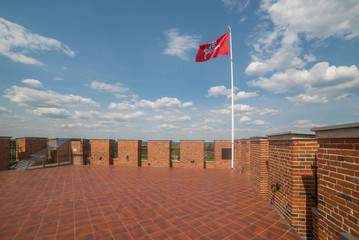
<box><xmin>214</xmin><ymin>140</ymin><xmax>232</xmax><ymax>169</ymax></box>
<box><xmin>90</xmin><ymin>139</ymin><xmax>115</xmax><ymax>165</ymax></box>
<box><xmin>234</xmin><ymin>140</ymin><xmax>241</xmax><ymax>170</ymax></box>
<box><xmin>249</xmin><ymin>137</ymin><xmax>269</xmax><ymax>196</ymax></box>
<box><xmin>175</xmin><ymin>140</ymin><xmax>204</xmax><ymax>168</ymax></box>
<box><xmin>0</xmin><ymin>137</ymin><xmax>11</xmax><ymax>169</ymax></box>
<box><xmin>312</xmin><ymin>123</ymin><xmax>359</xmax><ymax>240</ymax></box>
<box><xmin>117</xmin><ymin>140</ymin><xmax>141</xmax><ymax>167</ymax></box>
<box><xmin>147</xmin><ymin>140</ymin><xmax>171</xmax><ymax>167</ymax></box>
<box><xmin>16</xmin><ymin>137</ymin><xmax>47</xmax><ymax>161</ymax></box>
<box><xmin>240</xmin><ymin>138</ymin><xmax>251</xmax><ymax>176</ymax></box>
<box><xmin>72</xmin><ymin>139</ymin><xmax>90</xmax><ymax>165</ymax></box>
<box><xmin>267</xmin><ymin>132</ymin><xmax>319</xmax><ymax>239</ymax></box>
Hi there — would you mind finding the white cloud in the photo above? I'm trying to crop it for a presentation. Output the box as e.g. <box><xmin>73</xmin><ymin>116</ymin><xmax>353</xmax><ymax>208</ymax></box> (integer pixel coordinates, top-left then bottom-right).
<box><xmin>53</xmin><ymin>77</ymin><xmax>63</xmax><ymax>81</ymax></box>
<box><xmin>221</xmin><ymin>0</ymin><xmax>250</xmax><ymax>12</ymax></box>
<box><xmin>208</xmin><ymin>85</ymin><xmax>258</xmax><ymax>100</ymax></box>
<box><xmin>250</xmin><ymin>62</ymin><xmax>359</xmax><ymax>103</ymax></box>
<box><xmin>22</xmin><ymin>79</ymin><xmax>43</xmax><ymax>88</ymax></box>
<box><xmin>239</xmin><ymin>115</ymin><xmax>267</xmax><ymax>125</ymax></box>
<box><xmin>0</xmin><ymin>107</ymin><xmax>12</xmax><ymax>114</ymax></box>
<box><xmin>4</xmin><ymin>86</ymin><xmax>99</xmax><ymax>108</ymax></box>
<box><xmin>293</xmin><ymin>120</ymin><xmax>319</xmax><ymax>129</ymax></box>
<box><xmin>239</xmin><ymin>116</ymin><xmax>251</xmax><ymax>122</ymax></box>
<box><xmin>108</xmin><ymin>102</ymin><xmax>136</xmax><ymax>110</ymax></box>
<box><xmin>246</xmin><ymin>0</ymin><xmax>359</xmax><ymax>75</ymax></box>
<box><xmin>90</xmin><ymin>80</ymin><xmax>129</xmax><ymax>93</ymax></box>
<box><xmin>211</xmin><ymin>104</ymin><xmax>280</xmax><ymax>117</ymax></box>
<box><xmin>27</xmin><ymin>107</ymin><xmax>71</xmax><ymax>118</ymax></box>
<box><xmin>163</xmin><ymin>28</ymin><xmax>200</xmax><ymax>60</ymax></box>
<box><xmin>137</xmin><ymin>97</ymin><xmax>192</xmax><ymax>109</ymax></box>
<box><xmin>0</xmin><ymin>17</ymin><xmax>75</xmax><ymax>65</ymax></box>
<box><xmin>74</xmin><ymin>110</ymin><xmax>144</xmax><ymax>121</ymax></box>
<box><xmin>159</xmin><ymin>124</ymin><xmax>177</xmax><ymax>130</ymax></box>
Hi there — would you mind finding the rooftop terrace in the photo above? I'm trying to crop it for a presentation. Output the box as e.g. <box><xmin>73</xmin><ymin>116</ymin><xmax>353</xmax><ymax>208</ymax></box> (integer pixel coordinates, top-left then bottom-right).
<box><xmin>0</xmin><ymin>166</ymin><xmax>301</xmax><ymax>240</ymax></box>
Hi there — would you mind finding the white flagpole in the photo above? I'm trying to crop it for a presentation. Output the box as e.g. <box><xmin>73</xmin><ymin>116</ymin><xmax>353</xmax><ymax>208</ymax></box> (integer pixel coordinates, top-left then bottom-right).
<box><xmin>228</xmin><ymin>26</ymin><xmax>234</xmax><ymax>169</ymax></box>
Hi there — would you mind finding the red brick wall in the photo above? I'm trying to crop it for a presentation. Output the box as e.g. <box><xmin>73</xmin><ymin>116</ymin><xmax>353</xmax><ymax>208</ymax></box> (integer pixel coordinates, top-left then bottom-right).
<box><xmin>234</xmin><ymin>140</ymin><xmax>241</xmax><ymax>170</ymax></box>
<box><xmin>240</xmin><ymin>139</ymin><xmax>250</xmax><ymax>176</ymax></box>
<box><xmin>175</xmin><ymin>140</ymin><xmax>204</xmax><ymax>168</ymax></box>
<box><xmin>267</xmin><ymin>133</ymin><xmax>318</xmax><ymax>239</ymax></box>
<box><xmin>312</xmin><ymin>123</ymin><xmax>359</xmax><ymax>240</ymax></box>
<box><xmin>48</xmin><ymin>139</ymin><xmax>71</xmax><ymax>164</ymax></box>
<box><xmin>0</xmin><ymin>137</ymin><xmax>11</xmax><ymax>169</ymax></box>
<box><xmin>214</xmin><ymin>140</ymin><xmax>232</xmax><ymax>169</ymax></box>
<box><xmin>72</xmin><ymin>139</ymin><xmax>90</xmax><ymax>165</ymax></box>
<box><xmin>16</xmin><ymin>137</ymin><xmax>47</xmax><ymax>161</ymax></box>
<box><xmin>117</xmin><ymin>140</ymin><xmax>141</xmax><ymax>167</ymax></box>
<box><xmin>249</xmin><ymin>137</ymin><xmax>269</xmax><ymax>196</ymax></box>
<box><xmin>204</xmin><ymin>161</ymin><xmax>215</xmax><ymax>169</ymax></box>
<box><xmin>147</xmin><ymin>140</ymin><xmax>171</xmax><ymax>167</ymax></box>
<box><xmin>90</xmin><ymin>139</ymin><xmax>115</xmax><ymax>165</ymax></box>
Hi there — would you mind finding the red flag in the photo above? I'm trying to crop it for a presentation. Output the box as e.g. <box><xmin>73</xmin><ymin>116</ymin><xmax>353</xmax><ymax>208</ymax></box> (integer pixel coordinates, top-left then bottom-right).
<box><xmin>195</xmin><ymin>32</ymin><xmax>230</xmax><ymax>62</ymax></box>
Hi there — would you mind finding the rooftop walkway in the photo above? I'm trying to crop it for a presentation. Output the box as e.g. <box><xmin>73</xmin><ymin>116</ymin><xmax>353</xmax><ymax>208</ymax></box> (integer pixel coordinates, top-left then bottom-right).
<box><xmin>0</xmin><ymin>166</ymin><xmax>301</xmax><ymax>240</ymax></box>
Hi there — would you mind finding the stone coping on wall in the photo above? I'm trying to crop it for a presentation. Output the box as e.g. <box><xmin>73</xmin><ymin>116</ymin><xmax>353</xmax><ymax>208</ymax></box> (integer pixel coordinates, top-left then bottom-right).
<box><xmin>0</xmin><ymin>136</ymin><xmax>11</xmax><ymax>139</ymax></box>
<box><xmin>239</xmin><ymin>138</ymin><xmax>250</xmax><ymax>141</ymax></box>
<box><xmin>90</xmin><ymin>139</ymin><xmax>115</xmax><ymax>141</ymax></box>
<box><xmin>249</xmin><ymin>136</ymin><xmax>268</xmax><ymax>141</ymax></box>
<box><xmin>267</xmin><ymin>131</ymin><xmax>316</xmax><ymax>140</ymax></box>
<box><xmin>311</xmin><ymin>122</ymin><xmax>359</xmax><ymax>139</ymax></box>
<box><xmin>147</xmin><ymin>140</ymin><xmax>172</xmax><ymax>142</ymax></box>
<box><xmin>117</xmin><ymin>139</ymin><xmax>141</xmax><ymax>141</ymax></box>
<box><xmin>15</xmin><ymin>137</ymin><xmax>48</xmax><ymax>139</ymax></box>
<box><xmin>179</xmin><ymin>140</ymin><xmax>205</xmax><ymax>142</ymax></box>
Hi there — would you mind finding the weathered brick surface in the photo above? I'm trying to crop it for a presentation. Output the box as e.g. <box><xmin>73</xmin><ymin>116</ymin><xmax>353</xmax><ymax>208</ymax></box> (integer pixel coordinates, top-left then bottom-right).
<box><xmin>71</xmin><ymin>139</ymin><xmax>90</xmax><ymax>165</ymax></box>
<box><xmin>90</xmin><ymin>139</ymin><xmax>115</xmax><ymax>165</ymax></box>
<box><xmin>240</xmin><ymin>139</ymin><xmax>250</xmax><ymax>176</ymax></box>
<box><xmin>249</xmin><ymin>137</ymin><xmax>269</xmax><ymax>196</ymax></box>
<box><xmin>204</xmin><ymin>161</ymin><xmax>215</xmax><ymax>168</ymax></box>
<box><xmin>312</xmin><ymin>123</ymin><xmax>359</xmax><ymax>240</ymax></box>
<box><xmin>234</xmin><ymin>140</ymin><xmax>241</xmax><ymax>170</ymax></box>
<box><xmin>147</xmin><ymin>140</ymin><xmax>171</xmax><ymax>167</ymax></box>
<box><xmin>117</xmin><ymin>140</ymin><xmax>141</xmax><ymax>167</ymax></box>
<box><xmin>173</xmin><ymin>140</ymin><xmax>204</xmax><ymax>168</ymax></box>
<box><xmin>267</xmin><ymin>132</ymin><xmax>318</xmax><ymax>239</ymax></box>
<box><xmin>0</xmin><ymin>137</ymin><xmax>11</xmax><ymax>169</ymax></box>
<box><xmin>214</xmin><ymin>140</ymin><xmax>232</xmax><ymax>169</ymax></box>
<box><xmin>16</xmin><ymin>137</ymin><xmax>47</xmax><ymax>161</ymax></box>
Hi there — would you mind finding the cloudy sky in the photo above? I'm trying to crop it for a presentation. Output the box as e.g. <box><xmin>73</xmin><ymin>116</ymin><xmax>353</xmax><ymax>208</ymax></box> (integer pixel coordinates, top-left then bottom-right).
<box><xmin>0</xmin><ymin>0</ymin><xmax>358</xmax><ymax>141</ymax></box>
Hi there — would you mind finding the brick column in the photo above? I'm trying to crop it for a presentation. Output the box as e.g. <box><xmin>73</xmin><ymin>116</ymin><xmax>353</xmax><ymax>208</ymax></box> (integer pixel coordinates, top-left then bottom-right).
<box><xmin>214</xmin><ymin>140</ymin><xmax>232</xmax><ymax>169</ymax></box>
<box><xmin>234</xmin><ymin>140</ymin><xmax>241</xmax><ymax>170</ymax></box>
<box><xmin>16</xmin><ymin>137</ymin><xmax>47</xmax><ymax>161</ymax></box>
<box><xmin>312</xmin><ymin>123</ymin><xmax>359</xmax><ymax>240</ymax></box>
<box><xmin>147</xmin><ymin>140</ymin><xmax>171</xmax><ymax>167</ymax></box>
<box><xmin>240</xmin><ymin>138</ymin><xmax>250</xmax><ymax>176</ymax></box>
<box><xmin>71</xmin><ymin>139</ymin><xmax>90</xmax><ymax>165</ymax></box>
<box><xmin>249</xmin><ymin>137</ymin><xmax>269</xmax><ymax>196</ymax></box>
<box><xmin>0</xmin><ymin>137</ymin><xmax>11</xmax><ymax>169</ymax></box>
<box><xmin>174</xmin><ymin>140</ymin><xmax>204</xmax><ymax>168</ymax></box>
<box><xmin>267</xmin><ymin>132</ymin><xmax>318</xmax><ymax>239</ymax></box>
<box><xmin>117</xmin><ymin>140</ymin><xmax>141</xmax><ymax>167</ymax></box>
<box><xmin>90</xmin><ymin>139</ymin><xmax>115</xmax><ymax>165</ymax></box>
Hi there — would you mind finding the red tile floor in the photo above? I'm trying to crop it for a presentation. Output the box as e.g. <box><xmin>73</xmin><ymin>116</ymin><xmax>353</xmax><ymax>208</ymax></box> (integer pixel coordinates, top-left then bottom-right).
<box><xmin>0</xmin><ymin>166</ymin><xmax>302</xmax><ymax>240</ymax></box>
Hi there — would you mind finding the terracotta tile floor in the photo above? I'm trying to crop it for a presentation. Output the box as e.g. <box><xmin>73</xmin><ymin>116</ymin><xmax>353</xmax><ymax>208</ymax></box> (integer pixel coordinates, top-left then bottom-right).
<box><xmin>0</xmin><ymin>166</ymin><xmax>302</xmax><ymax>240</ymax></box>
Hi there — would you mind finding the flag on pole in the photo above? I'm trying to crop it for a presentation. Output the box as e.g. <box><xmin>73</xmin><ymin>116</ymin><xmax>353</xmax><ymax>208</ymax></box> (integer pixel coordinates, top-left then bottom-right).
<box><xmin>195</xmin><ymin>32</ymin><xmax>230</xmax><ymax>62</ymax></box>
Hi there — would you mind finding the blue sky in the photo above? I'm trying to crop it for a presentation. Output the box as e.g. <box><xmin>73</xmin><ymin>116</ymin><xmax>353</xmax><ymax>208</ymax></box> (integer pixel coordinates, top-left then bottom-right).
<box><xmin>0</xmin><ymin>0</ymin><xmax>358</xmax><ymax>141</ymax></box>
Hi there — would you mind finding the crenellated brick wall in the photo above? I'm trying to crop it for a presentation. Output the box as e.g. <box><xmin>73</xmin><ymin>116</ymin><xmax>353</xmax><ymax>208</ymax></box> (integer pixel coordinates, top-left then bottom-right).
<box><xmin>16</xmin><ymin>137</ymin><xmax>47</xmax><ymax>161</ymax></box>
<box><xmin>240</xmin><ymin>138</ymin><xmax>250</xmax><ymax>176</ymax></box>
<box><xmin>117</xmin><ymin>140</ymin><xmax>141</xmax><ymax>167</ymax></box>
<box><xmin>312</xmin><ymin>123</ymin><xmax>359</xmax><ymax>240</ymax></box>
<box><xmin>267</xmin><ymin>132</ymin><xmax>319</xmax><ymax>239</ymax></box>
<box><xmin>172</xmin><ymin>140</ymin><xmax>204</xmax><ymax>168</ymax></box>
<box><xmin>90</xmin><ymin>139</ymin><xmax>115</xmax><ymax>165</ymax></box>
<box><xmin>71</xmin><ymin>139</ymin><xmax>90</xmax><ymax>165</ymax></box>
<box><xmin>249</xmin><ymin>137</ymin><xmax>269</xmax><ymax>196</ymax></box>
<box><xmin>0</xmin><ymin>137</ymin><xmax>11</xmax><ymax>169</ymax></box>
<box><xmin>48</xmin><ymin>139</ymin><xmax>72</xmax><ymax>164</ymax></box>
<box><xmin>147</xmin><ymin>140</ymin><xmax>171</xmax><ymax>167</ymax></box>
<box><xmin>214</xmin><ymin>140</ymin><xmax>232</xmax><ymax>169</ymax></box>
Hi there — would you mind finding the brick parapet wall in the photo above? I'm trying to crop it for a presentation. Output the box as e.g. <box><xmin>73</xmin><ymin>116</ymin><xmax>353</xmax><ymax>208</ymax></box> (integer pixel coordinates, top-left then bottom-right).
<box><xmin>214</xmin><ymin>140</ymin><xmax>232</xmax><ymax>169</ymax></box>
<box><xmin>90</xmin><ymin>139</ymin><xmax>115</xmax><ymax>165</ymax></box>
<box><xmin>48</xmin><ymin>139</ymin><xmax>71</xmax><ymax>164</ymax></box>
<box><xmin>0</xmin><ymin>137</ymin><xmax>11</xmax><ymax>169</ymax></box>
<box><xmin>72</xmin><ymin>139</ymin><xmax>90</xmax><ymax>165</ymax></box>
<box><xmin>267</xmin><ymin>132</ymin><xmax>318</xmax><ymax>239</ymax></box>
<box><xmin>176</xmin><ymin>140</ymin><xmax>204</xmax><ymax>168</ymax></box>
<box><xmin>148</xmin><ymin>140</ymin><xmax>171</xmax><ymax>167</ymax></box>
<box><xmin>249</xmin><ymin>137</ymin><xmax>269</xmax><ymax>196</ymax></box>
<box><xmin>234</xmin><ymin>140</ymin><xmax>241</xmax><ymax>170</ymax></box>
<box><xmin>240</xmin><ymin>139</ymin><xmax>250</xmax><ymax>176</ymax></box>
<box><xmin>16</xmin><ymin>137</ymin><xmax>47</xmax><ymax>161</ymax></box>
<box><xmin>117</xmin><ymin>140</ymin><xmax>141</xmax><ymax>167</ymax></box>
<box><xmin>312</xmin><ymin>123</ymin><xmax>359</xmax><ymax>240</ymax></box>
